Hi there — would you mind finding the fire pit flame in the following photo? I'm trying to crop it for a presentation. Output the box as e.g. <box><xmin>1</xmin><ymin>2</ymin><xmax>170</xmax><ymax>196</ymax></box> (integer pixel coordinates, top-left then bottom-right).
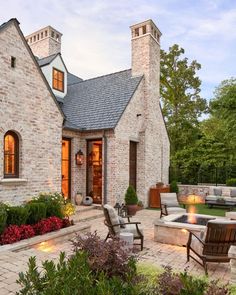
<box><xmin>187</xmin><ymin>205</ymin><xmax>197</xmax><ymax>224</ymax></box>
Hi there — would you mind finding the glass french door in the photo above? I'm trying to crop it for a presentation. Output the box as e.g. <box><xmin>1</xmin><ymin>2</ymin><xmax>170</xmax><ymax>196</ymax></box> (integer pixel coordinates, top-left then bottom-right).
<box><xmin>87</xmin><ymin>139</ymin><xmax>103</xmax><ymax>204</ymax></box>
<box><xmin>61</xmin><ymin>138</ymin><xmax>71</xmax><ymax>199</ymax></box>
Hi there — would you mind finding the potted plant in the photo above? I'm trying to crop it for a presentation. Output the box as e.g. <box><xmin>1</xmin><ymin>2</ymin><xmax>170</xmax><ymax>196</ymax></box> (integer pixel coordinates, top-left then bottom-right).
<box><xmin>125</xmin><ymin>185</ymin><xmax>138</xmax><ymax>216</ymax></box>
<box><xmin>137</xmin><ymin>200</ymin><xmax>144</xmax><ymax>211</ymax></box>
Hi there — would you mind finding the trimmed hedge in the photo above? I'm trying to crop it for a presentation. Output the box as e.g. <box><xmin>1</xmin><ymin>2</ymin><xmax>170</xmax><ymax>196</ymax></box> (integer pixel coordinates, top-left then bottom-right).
<box><xmin>26</xmin><ymin>202</ymin><xmax>47</xmax><ymax>225</ymax></box>
<box><xmin>0</xmin><ymin>204</ymin><xmax>7</xmax><ymax>234</ymax></box>
<box><xmin>6</xmin><ymin>206</ymin><xmax>29</xmax><ymax>226</ymax></box>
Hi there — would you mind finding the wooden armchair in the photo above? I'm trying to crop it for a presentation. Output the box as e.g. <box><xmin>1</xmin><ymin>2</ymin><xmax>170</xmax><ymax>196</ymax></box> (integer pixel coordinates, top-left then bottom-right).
<box><xmin>160</xmin><ymin>193</ymin><xmax>186</xmax><ymax>218</ymax></box>
<box><xmin>187</xmin><ymin>219</ymin><xmax>236</xmax><ymax>274</ymax></box>
<box><xmin>103</xmin><ymin>204</ymin><xmax>144</xmax><ymax>250</ymax></box>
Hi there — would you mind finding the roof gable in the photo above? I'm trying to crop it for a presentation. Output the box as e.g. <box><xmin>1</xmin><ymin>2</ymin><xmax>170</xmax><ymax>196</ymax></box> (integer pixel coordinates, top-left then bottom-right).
<box><xmin>0</xmin><ymin>18</ymin><xmax>64</xmax><ymax>118</ymax></box>
<box><xmin>62</xmin><ymin>69</ymin><xmax>143</xmax><ymax>131</ymax></box>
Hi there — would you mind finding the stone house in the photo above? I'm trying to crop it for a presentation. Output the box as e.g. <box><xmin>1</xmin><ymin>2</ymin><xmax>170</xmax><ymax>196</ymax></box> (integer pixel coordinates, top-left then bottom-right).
<box><xmin>0</xmin><ymin>18</ymin><xmax>170</xmax><ymax>206</ymax></box>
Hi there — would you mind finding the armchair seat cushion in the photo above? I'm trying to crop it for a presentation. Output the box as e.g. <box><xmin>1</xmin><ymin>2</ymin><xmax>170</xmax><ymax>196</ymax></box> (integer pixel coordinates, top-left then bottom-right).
<box><xmin>167</xmin><ymin>207</ymin><xmax>186</xmax><ymax>214</ymax></box>
<box><xmin>120</xmin><ymin>224</ymin><xmax>143</xmax><ymax>238</ymax></box>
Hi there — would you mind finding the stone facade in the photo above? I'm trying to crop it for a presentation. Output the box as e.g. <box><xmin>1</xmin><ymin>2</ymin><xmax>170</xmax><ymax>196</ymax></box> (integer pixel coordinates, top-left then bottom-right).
<box><xmin>62</xmin><ymin>20</ymin><xmax>170</xmax><ymax>207</ymax></box>
<box><xmin>0</xmin><ymin>20</ymin><xmax>63</xmax><ymax>204</ymax></box>
<box><xmin>0</xmin><ymin>18</ymin><xmax>169</xmax><ymax>207</ymax></box>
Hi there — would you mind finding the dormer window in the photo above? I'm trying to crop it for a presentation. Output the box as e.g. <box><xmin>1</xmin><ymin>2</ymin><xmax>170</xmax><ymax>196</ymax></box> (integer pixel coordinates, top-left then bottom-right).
<box><xmin>53</xmin><ymin>68</ymin><xmax>64</xmax><ymax>92</ymax></box>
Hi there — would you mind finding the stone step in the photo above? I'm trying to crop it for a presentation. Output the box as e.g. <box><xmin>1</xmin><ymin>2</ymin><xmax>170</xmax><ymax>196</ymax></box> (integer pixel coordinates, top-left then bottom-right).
<box><xmin>75</xmin><ymin>204</ymin><xmax>102</xmax><ymax>213</ymax></box>
<box><xmin>73</xmin><ymin>206</ymin><xmax>104</xmax><ymax>223</ymax></box>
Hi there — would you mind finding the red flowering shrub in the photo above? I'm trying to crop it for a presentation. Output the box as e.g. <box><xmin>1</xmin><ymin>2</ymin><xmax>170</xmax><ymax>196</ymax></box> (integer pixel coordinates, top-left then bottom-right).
<box><xmin>62</xmin><ymin>218</ymin><xmax>71</xmax><ymax>228</ymax></box>
<box><xmin>19</xmin><ymin>225</ymin><xmax>35</xmax><ymax>240</ymax></box>
<box><xmin>1</xmin><ymin>225</ymin><xmax>21</xmax><ymax>244</ymax></box>
<box><xmin>47</xmin><ymin>216</ymin><xmax>63</xmax><ymax>231</ymax></box>
<box><xmin>0</xmin><ymin>216</ymin><xmax>67</xmax><ymax>245</ymax></box>
<box><xmin>33</xmin><ymin>218</ymin><xmax>52</xmax><ymax>235</ymax></box>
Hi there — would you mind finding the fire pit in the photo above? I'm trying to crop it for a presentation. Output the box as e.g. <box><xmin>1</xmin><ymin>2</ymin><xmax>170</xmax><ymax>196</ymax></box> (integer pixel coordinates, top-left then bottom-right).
<box><xmin>173</xmin><ymin>215</ymin><xmax>214</xmax><ymax>226</ymax></box>
<box><xmin>154</xmin><ymin>213</ymin><xmax>224</xmax><ymax>246</ymax></box>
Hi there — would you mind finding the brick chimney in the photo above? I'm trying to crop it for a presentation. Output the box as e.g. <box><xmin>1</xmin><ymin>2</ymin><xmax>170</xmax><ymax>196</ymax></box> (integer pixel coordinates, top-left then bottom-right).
<box><xmin>130</xmin><ymin>20</ymin><xmax>161</xmax><ymax>99</ymax></box>
<box><xmin>25</xmin><ymin>26</ymin><xmax>62</xmax><ymax>58</ymax></box>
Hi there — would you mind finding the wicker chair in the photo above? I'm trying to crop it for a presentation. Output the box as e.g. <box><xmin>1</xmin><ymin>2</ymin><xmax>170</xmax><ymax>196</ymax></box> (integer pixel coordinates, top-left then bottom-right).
<box><xmin>187</xmin><ymin>219</ymin><xmax>236</xmax><ymax>274</ymax></box>
<box><xmin>103</xmin><ymin>204</ymin><xmax>144</xmax><ymax>250</ymax></box>
<box><xmin>160</xmin><ymin>193</ymin><xmax>186</xmax><ymax>218</ymax></box>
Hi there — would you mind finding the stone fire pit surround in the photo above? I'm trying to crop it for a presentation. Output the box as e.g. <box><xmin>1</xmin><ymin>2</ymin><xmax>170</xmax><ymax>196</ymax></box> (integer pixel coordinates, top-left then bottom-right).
<box><xmin>154</xmin><ymin>213</ymin><xmax>226</xmax><ymax>246</ymax></box>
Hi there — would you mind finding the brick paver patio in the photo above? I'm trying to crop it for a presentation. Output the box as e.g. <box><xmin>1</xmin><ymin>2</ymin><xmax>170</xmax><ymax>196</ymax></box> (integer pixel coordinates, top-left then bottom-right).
<box><xmin>0</xmin><ymin>209</ymin><xmax>231</xmax><ymax>294</ymax></box>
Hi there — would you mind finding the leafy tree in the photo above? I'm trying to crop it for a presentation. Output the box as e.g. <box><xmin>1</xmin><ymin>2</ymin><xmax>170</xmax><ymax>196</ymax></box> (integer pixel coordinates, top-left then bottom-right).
<box><xmin>209</xmin><ymin>78</ymin><xmax>236</xmax><ymax>163</ymax></box>
<box><xmin>160</xmin><ymin>44</ymin><xmax>207</xmax><ymax>154</ymax></box>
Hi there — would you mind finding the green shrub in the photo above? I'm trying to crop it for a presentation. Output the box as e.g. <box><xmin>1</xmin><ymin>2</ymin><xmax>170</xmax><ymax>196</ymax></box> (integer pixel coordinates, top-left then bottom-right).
<box><xmin>155</xmin><ymin>266</ymin><xmax>230</xmax><ymax>295</ymax></box>
<box><xmin>6</xmin><ymin>206</ymin><xmax>29</xmax><ymax>226</ymax></box>
<box><xmin>125</xmin><ymin>185</ymin><xmax>138</xmax><ymax>205</ymax></box>
<box><xmin>0</xmin><ymin>203</ymin><xmax>7</xmax><ymax>234</ymax></box>
<box><xmin>226</xmin><ymin>178</ymin><xmax>236</xmax><ymax>187</ymax></box>
<box><xmin>31</xmin><ymin>193</ymin><xmax>64</xmax><ymax>218</ymax></box>
<box><xmin>170</xmin><ymin>180</ymin><xmax>179</xmax><ymax>193</ymax></box>
<box><xmin>26</xmin><ymin>202</ymin><xmax>46</xmax><ymax>224</ymax></box>
<box><xmin>16</xmin><ymin>252</ymin><xmax>139</xmax><ymax>295</ymax></box>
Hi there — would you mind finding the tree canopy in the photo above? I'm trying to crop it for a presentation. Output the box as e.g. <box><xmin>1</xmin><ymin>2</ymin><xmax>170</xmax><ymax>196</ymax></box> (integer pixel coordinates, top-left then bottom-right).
<box><xmin>160</xmin><ymin>44</ymin><xmax>207</xmax><ymax>154</ymax></box>
<box><xmin>160</xmin><ymin>45</ymin><xmax>236</xmax><ymax>184</ymax></box>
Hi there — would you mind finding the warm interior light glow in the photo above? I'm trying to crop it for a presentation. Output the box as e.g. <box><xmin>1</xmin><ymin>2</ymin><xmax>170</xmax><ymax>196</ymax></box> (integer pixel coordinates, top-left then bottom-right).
<box><xmin>187</xmin><ymin>205</ymin><xmax>197</xmax><ymax>224</ymax></box>
<box><xmin>181</xmin><ymin>229</ymin><xmax>187</xmax><ymax>234</ymax></box>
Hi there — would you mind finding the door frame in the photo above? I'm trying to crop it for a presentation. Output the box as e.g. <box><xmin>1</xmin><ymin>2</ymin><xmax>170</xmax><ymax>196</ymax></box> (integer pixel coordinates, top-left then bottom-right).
<box><xmin>129</xmin><ymin>141</ymin><xmax>137</xmax><ymax>191</ymax></box>
<box><xmin>62</xmin><ymin>137</ymin><xmax>71</xmax><ymax>199</ymax></box>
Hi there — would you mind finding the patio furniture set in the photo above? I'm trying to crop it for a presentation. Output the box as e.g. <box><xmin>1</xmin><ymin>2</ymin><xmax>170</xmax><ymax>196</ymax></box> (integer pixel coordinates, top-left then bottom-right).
<box><xmin>103</xmin><ymin>191</ymin><xmax>236</xmax><ymax>274</ymax></box>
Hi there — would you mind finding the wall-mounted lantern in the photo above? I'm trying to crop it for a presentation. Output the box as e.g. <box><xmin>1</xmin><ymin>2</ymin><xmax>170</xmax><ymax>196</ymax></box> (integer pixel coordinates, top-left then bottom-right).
<box><xmin>75</xmin><ymin>149</ymin><xmax>84</xmax><ymax>165</ymax></box>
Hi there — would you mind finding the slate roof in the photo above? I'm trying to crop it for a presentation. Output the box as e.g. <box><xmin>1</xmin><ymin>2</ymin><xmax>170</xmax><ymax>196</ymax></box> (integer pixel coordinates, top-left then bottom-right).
<box><xmin>37</xmin><ymin>53</ymin><xmax>58</xmax><ymax>66</ymax></box>
<box><xmin>67</xmin><ymin>72</ymin><xmax>83</xmax><ymax>85</ymax></box>
<box><xmin>62</xmin><ymin>69</ymin><xmax>143</xmax><ymax>131</ymax></box>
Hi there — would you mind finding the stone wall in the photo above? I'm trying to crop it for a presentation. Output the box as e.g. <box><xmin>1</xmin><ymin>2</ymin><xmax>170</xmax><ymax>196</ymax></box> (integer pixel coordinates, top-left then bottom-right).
<box><xmin>0</xmin><ymin>21</ymin><xmax>63</xmax><ymax>204</ymax></box>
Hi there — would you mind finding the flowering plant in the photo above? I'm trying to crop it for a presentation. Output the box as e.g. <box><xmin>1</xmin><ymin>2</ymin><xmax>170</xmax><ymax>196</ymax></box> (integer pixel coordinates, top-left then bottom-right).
<box><xmin>19</xmin><ymin>225</ymin><xmax>35</xmax><ymax>240</ymax></box>
<box><xmin>62</xmin><ymin>202</ymin><xmax>76</xmax><ymax>218</ymax></box>
<box><xmin>33</xmin><ymin>218</ymin><xmax>53</xmax><ymax>235</ymax></box>
<box><xmin>1</xmin><ymin>225</ymin><xmax>21</xmax><ymax>244</ymax></box>
<box><xmin>47</xmin><ymin>216</ymin><xmax>63</xmax><ymax>231</ymax></box>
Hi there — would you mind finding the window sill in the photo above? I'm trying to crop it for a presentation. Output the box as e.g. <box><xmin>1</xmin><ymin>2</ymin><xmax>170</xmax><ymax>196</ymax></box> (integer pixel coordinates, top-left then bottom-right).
<box><xmin>0</xmin><ymin>178</ymin><xmax>28</xmax><ymax>185</ymax></box>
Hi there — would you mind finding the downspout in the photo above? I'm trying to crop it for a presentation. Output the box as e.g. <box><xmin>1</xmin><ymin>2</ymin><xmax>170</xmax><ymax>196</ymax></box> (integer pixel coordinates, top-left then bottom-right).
<box><xmin>103</xmin><ymin>130</ymin><xmax>108</xmax><ymax>204</ymax></box>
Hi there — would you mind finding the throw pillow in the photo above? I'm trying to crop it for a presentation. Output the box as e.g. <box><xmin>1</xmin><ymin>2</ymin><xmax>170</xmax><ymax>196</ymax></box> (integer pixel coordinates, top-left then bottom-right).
<box><xmin>213</xmin><ymin>188</ymin><xmax>222</xmax><ymax>196</ymax></box>
<box><xmin>230</xmin><ymin>189</ymin><xmax>236</xmax><ymax>198</ymax></box>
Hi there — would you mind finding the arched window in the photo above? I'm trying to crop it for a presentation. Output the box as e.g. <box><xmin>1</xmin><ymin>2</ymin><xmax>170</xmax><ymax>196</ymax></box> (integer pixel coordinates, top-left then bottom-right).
<box><xmin>4</xmin><ymin>131</ymin><xmax>19</xmax><ymax>178</ymax></box>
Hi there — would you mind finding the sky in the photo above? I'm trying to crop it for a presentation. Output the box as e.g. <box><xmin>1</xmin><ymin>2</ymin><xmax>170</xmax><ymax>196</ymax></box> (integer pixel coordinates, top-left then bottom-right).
<box><xmin>0</xmin><ymin>0</ymin><xmax>236</xmax><ymax>101</ymax></box>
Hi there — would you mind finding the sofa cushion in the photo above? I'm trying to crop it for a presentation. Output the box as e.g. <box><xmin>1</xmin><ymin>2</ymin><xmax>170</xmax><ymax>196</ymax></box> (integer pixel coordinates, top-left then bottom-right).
<box><xmin>230</xmin><ymin>189</ymin><xmax>236</xmax><ymax>198</ymax></box>
<box><xmin>205</xmin><ymin>195</ymin><xmax>218</xmax><ymax>201</ymax></box>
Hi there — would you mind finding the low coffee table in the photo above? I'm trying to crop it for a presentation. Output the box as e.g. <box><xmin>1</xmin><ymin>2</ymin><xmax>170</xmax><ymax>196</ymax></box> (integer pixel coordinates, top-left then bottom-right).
<box><xmin>205</xmin><ymin>199</ymin><xmax>236</xmax><ymax>210</ymax></box>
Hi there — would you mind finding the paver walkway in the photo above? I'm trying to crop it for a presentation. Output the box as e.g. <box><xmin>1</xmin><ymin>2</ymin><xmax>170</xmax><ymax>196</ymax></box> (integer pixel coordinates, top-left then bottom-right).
<box><xmin>0</xmin><ymin>209</ymin><xmax>231</xmax><ymax>294</ymax></box>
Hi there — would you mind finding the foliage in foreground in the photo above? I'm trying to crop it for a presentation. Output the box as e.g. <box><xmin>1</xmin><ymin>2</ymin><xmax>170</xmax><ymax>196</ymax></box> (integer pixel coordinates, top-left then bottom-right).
<box><xmin>17</xmin><ymin>234</ymin><xmax>141</xmax><ymax>295</ymax></box>
<box><xmin>17</xmin><ymin>232</ymin><xmax>232</xmax><ymax>295</ymax></box>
